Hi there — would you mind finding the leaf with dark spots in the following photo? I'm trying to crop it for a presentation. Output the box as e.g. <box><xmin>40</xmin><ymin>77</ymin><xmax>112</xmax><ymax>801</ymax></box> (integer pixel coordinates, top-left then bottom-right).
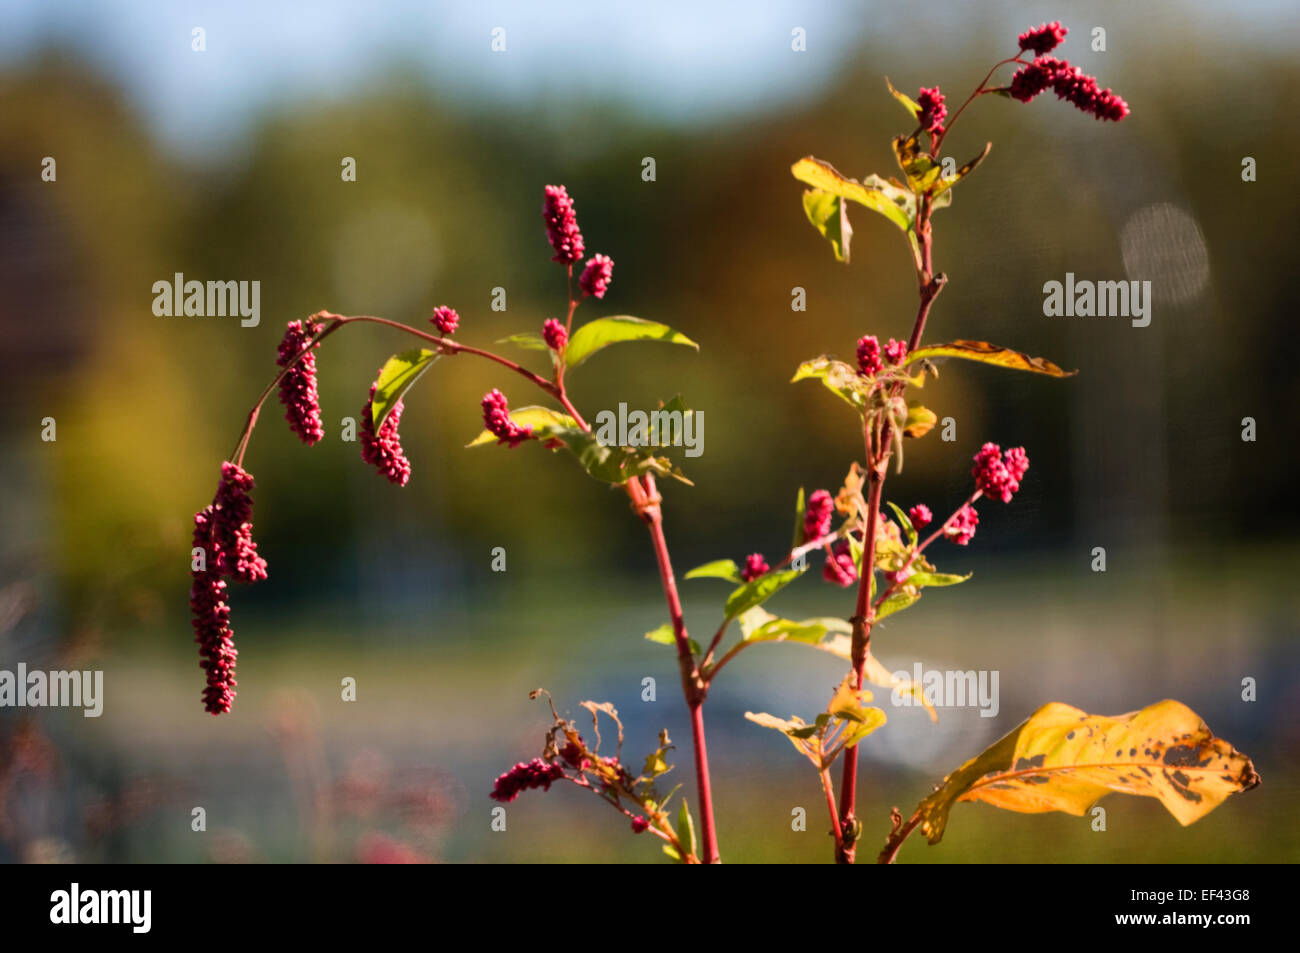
<box><xmin>901</xmin><ymin>699</ymin><xmax>1259</xmax><ymax>848</ymax></box>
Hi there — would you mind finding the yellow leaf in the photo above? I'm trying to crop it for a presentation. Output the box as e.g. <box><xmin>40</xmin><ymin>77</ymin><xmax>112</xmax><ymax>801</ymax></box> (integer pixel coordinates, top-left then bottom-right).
<box><xmin>902</xmin><ymin>402</ymin><xmax>936</xmax><ymax>438</ymax></box>
<box><xmin>904</xmin><ymin>340</ymin><xmax>1077</xmax><ymax>378</ymax></box>
<box><xmin>911</xmin><ymin>700</ymin><xmax>1260</xmax><ymax>846</ymax></box>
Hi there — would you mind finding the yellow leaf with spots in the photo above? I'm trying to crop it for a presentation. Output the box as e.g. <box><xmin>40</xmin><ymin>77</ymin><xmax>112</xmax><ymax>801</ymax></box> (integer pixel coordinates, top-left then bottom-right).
<box><xmin>904</xmin><ymin>340</ymin><xmax>1077</xmax><ymax>378</ymax></box>
<box><xmin>909</xmin><ymin>700</ymin><xmax>1260</xmax><ymax>847</ymax></box>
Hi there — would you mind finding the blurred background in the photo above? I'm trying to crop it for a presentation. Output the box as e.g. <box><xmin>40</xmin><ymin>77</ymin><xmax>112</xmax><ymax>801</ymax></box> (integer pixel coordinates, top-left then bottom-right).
<box><xmin>1</xmin><ymin>0</ymin><xmax>1297</xmax><ymax>863</ymax></box>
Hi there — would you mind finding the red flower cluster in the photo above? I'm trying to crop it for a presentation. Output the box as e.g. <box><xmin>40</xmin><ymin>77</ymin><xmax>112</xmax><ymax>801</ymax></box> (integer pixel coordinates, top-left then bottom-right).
<box><xmin>972</xmin><ymin>442</ymin><xmax>1030</xmax><ymax>503</ymax></box>
<box><xmin>360</xmin><ymin>383</ymin><xmax>412</xmax><ymax>486</ymax></box>
<box><xmin>275</xmin><ymin>319</ymin><xmax>324</xmax><ymax>445</ymax></box>
<box><xmin>908</xmin><ymin>503</ymin><xmax>932</xmax><ymax>530</ymax></box>
<box><xmin>543</xmin><ymin>184</ymin><xmax>585</xmax><ymax>264</ymax></box>
<box><xmin>1018</xmin><ymin>21</ymin><xmax>1067</xmax><ymax>55</ymax></box>
<box><xmin>945</xmin><ymin>504</ymin><xmax>980</xmax><ymax>546</ymax></box>
<box><xmin>542</xmin><ymin>318</ymin><xmax>568</xmax><ymax>351</ymax></box>
<box><xmin>741</xmin><ymin>553</ymin><xmax>770</xmax><ymax>582</ymax></box>
<box><xmin>489</xmin><ymin>758</ymin><xmax>565</xmax><ymax>803</ymax></box>
<box><xmin>630</xmin><ymin>815</ymin><xmax>650</xmax><ymax>834</ymax></box>
<box><xmin>917</xmin><ymin>86</ymin><xmax>947</xmax><ymax>134</ymax></box>
<box><xmin>884</xmin><ymin>338</ymin><xmax>908</xmax><ymax>366</ymax></box>
<box><xmin>430</xmin><ymin>305</ymin><xmax>460</xmax><ymax>335</ymax></box>
<box><xmin>481</xmin><ymin>389</ymin><xmax>533</xmax><ymax>448</ymax></box>
<box><xmin>856</xmin><ymin>335</ymin><xmax>882</xmax><ymax>377</ymax></box>
<box><xmin>190</xmin><ymin>461</ymin><xmax>268</xmax><ymax>714</ymax></box>
<box><xmin>579</xmin><ymin>254</ymin><xmax>614</xmax><ymax>299</ymax></box>
<box><xmin>804</xmin><ymin>489</ymin><xmax>834</xmax><ymax>542</ymax></box>
<box><xmin>1008</xmin><ymin>56</ymin><xmax>1129</xmax><ymax>121</ymax></box>
<box><xmin>823</xmin><ymin>539</ymin><xmax>858</xmax><ymax>587</ymax></box>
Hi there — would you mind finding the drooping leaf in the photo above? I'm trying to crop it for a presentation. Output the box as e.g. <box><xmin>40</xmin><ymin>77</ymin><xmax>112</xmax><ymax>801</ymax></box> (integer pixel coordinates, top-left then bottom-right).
<box><xmin>723</xmin><ymin>568</ymin><xmax>804</xmax><ymax>621</ymax></box>
<box><xmin>496</xmin><ymin>332</ymin><xmax>550</xmax><ymax>351</ymax></box>
<box><xmin>884</xmin><ymin>76</ymin><xmax>922</xmax><ymax>121</ymax></box>
<box><xmin>564</xmin><ymin>316</ymin><xmax>698</xmax><ymax>369</ymax></box>
<box><xmin>933</xmin><ymin>142</ymin><xmax>992</xmax><ymax>197</ymax></box>
<box><xmin>371</xmin><ymin>348</ymin><xmax>439</xmax><ymax>429</ymax></box>
<box><xmin>902</xmin><ymin>402</ymin><xmax>937</xmax><ymax>438</ymax></box>
<box><xmin>791</xmin><ymin>157</ymin><xmax>916</xmax><ymax>241</ymax></box>
<box><xmin>908</xmin><ymin>700</ymin><xmax>1261</xmax><ymax>847</ymax></box>
<box><xmin>465</xmin><ymin>406</ymin><xmax>577</xmax><ymax>447</ymax></box>
<box><xmin>801</xmin><ymin>189</ymin><xmax>853</xmax><ymax>262</ymax></box>
<box><xmin>904</xmin><ymin>340</ymin><xmax>1077</xmax><ymax>378</ymax></box>
<box><xmin>791</xmin><ymin>356</ymin><xmax>871</xmax><ymax>413</ymax></box>
<box><xmin>684</xmin><ymin>559</ymin><xmax>743</xmax><ymax>584</ymax></box>
<box><xmin>644</xmin><ymin>622</ymin><xmax>701</xmax><ymax>657</ymax></box>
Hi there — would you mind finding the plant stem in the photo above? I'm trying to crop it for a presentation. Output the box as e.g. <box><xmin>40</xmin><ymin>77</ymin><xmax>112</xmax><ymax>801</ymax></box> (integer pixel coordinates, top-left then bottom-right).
<box><xmin>635</xmin><ymin>473</ymin><xmax>720</xmax><ymax>863</ymax></box>
<box><xmin>821</xmin><ymin>768</ymin><xmax>843</xmax><ymax>855</ymax></box>
<box><xmin>877</xmin><ymin>809</ymin><xmax>923</xmax><ymax>864</ymax></box>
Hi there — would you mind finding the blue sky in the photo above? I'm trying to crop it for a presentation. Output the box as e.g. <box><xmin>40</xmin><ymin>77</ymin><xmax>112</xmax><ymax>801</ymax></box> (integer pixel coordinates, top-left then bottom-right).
<box><xmin>2</xmin><ymin>1</ymin><xmax>1295</xmax><ymax>157</ymax></box>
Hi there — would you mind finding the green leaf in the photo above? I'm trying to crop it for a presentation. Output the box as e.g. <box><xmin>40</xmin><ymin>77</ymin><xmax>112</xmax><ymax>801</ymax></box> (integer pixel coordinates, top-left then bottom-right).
<box><xmin>791</xmin><ymin>356</ymin><xmax>870</xmax><ymax>413</ymax></box>
<box><xmin>736</xmin><ymin>607</ymin><xmax>828</xmax><ymax>645</ymax></box>
<box><xmin>371</xmin><ymin>348</ymin><xmax>439</xmax><ymax>430</ymax></box>
<box><xmin>662</xmin><ymin>843</ymin><xmax>683</xmax><ymax>863</ymax></box>
<box><xmin>544</xmin><ymin>426</ymin><xmax>692</xmax><ymax>486</ymax></box>
<box><xmin>877</xmin><ymin>590</ymin><xmax>920</xmax><ymax>621</ymax></box>
<box><xmin>885</xmin><ymin>76</ymin><xmax>922</xmax><ymax>121</ymax></box>
<box><xmin>885</xmin><ymin>501</ymin><xmax>917</xmax><ymax>548</ymax></box>
<box><xmin>676</xmin><ymin>801</ymin><xmax>698</xmax><ymax>860</ymax></box>
<box><xmin>684</xmin><ymin>559</ymin><xmax>743</xmax><ymax>584</ymax></box>
<box><xmin>564</xmin><ymin>316</ymin><xmax>698</xmax><ymax>369</ymax></box>
<box><xmin>792</xmin><ymin>487</ymin><xmax>807</xmax><ymax>549</ymax></box>
<box><xmin>465</xmin><ymin>406</ymin><xmax>577</xmax><ymax>447</ymax></box>
<box><xmin>801</xmin><ymin>189</ymin><xmax>852</xmax><ymax>262</ymax></box>
<box><xmin>723</xmin><ymin>568</ymin><xmax>804</xmax><ymax>621</ymax></box>
<box><xmin>903</xmin><ymin>340</ymin><xmax>1077</xmax><ymax>377</ymax></box>
<box><xmin>933</xmin><ymin>143</ymin><xmax>992</xmax><ymax>198</ymax></box>
<box><xmin>906</xmin><ymin>570</ymin><xmax>971</xmax><ymax>588</ymax></box>
<box><xmin>496</xmin><ymin>332</ymin><xmax>550</xmax><ymax>351</ymax></box>
<box><xmin>644</xmin><ymin>622</ymin><xmax>701</xmax><ymax>657</ymax></box>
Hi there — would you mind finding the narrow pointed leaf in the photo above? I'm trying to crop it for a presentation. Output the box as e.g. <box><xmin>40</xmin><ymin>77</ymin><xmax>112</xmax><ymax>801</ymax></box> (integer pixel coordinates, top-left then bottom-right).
<box><xmin>684</xmin><ymin>559</ymin><xmax>743</xmax><ymax>584</ymax></box>
<box><xmin>904</xmin><ymin>340</ymin><xmax>1077</xmax><ymax>377</ymax></box>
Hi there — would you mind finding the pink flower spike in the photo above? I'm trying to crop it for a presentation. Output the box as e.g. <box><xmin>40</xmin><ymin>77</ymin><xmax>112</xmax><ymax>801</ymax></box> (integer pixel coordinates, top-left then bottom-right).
<box><xmin>543</xmin><ymin>185</ymin><xmax>585</xmax><ymax>265</ymax></box>
<box><xmin>542</xmin><ymin>318</ymin><xmax>568</xmax><ymax>351</ymax></box>
<box><xmin>908</xmin><ymin>503</ymin><xmax>932</xmax><ymax>530</ymax></box>
<box><xmin>481</xmin><ymin>389</ymin><xmax>534</xmax><ymax>448</ymax></box>
<box><xmin>917</xmin><ymin>86</ymin><xmax>947</xmax><ymax>134</ymax></box>
<box><xmin>431</xmin><ymin>306</ymin><xmax>460</xmax><ymax>335</ymax></box>
<box><xmin>360</xmin><ymin>383</ymin><xmax>412</xmax><ymax>486</ymax></box>
<box><xmin>856</xmin><ymin>335</ymin><xmax>882</xmax><ymax>377</ymax></box>
<box><xmin>489</xmin><ymin>758</ymin><xmax>565</xmax><ymax>803</ymax></box>
<box><xmin>804</xmin><ymin>489</ymin><xmax>834</xmax><ymax>542</ymax></box>
<box><xmin>1018</xmin><ymin>21</ymin><xmax>1068</xmax><ymax>55</ymax></box>
<box><xmin>741</xmin><ymin>553</ymin><xmax>770</xmax><ymax>582</ymax></box>
<box><xmin>275</xmin><ymin>319</ymin><xmax>325</xmax><ymax>445</ymax></box>
<box><xmin>884</xmin><ymin>338</ymin><xmax>908</xmax><ymax>366</ymax></box>
<box><xmin>945</xmin><ymin>504</ymin><xmax>979</xmax><ymax>546</ymax></box>
<box><xmin>579</xmin><ymin>254</ymin><xmax>614</xmax><ymax>299</ymax></box>
<box><xmin>823</xmin><ymin>539</ymin><xmax>858</xmax><ymax>587</ymax></box>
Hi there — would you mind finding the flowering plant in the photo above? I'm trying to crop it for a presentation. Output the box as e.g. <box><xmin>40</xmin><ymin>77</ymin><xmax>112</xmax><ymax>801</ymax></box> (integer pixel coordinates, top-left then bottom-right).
<box><xmin>189</xmin><ymin>23</ymin><xmax>1257</xmax><ymax>863</ymax></box>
